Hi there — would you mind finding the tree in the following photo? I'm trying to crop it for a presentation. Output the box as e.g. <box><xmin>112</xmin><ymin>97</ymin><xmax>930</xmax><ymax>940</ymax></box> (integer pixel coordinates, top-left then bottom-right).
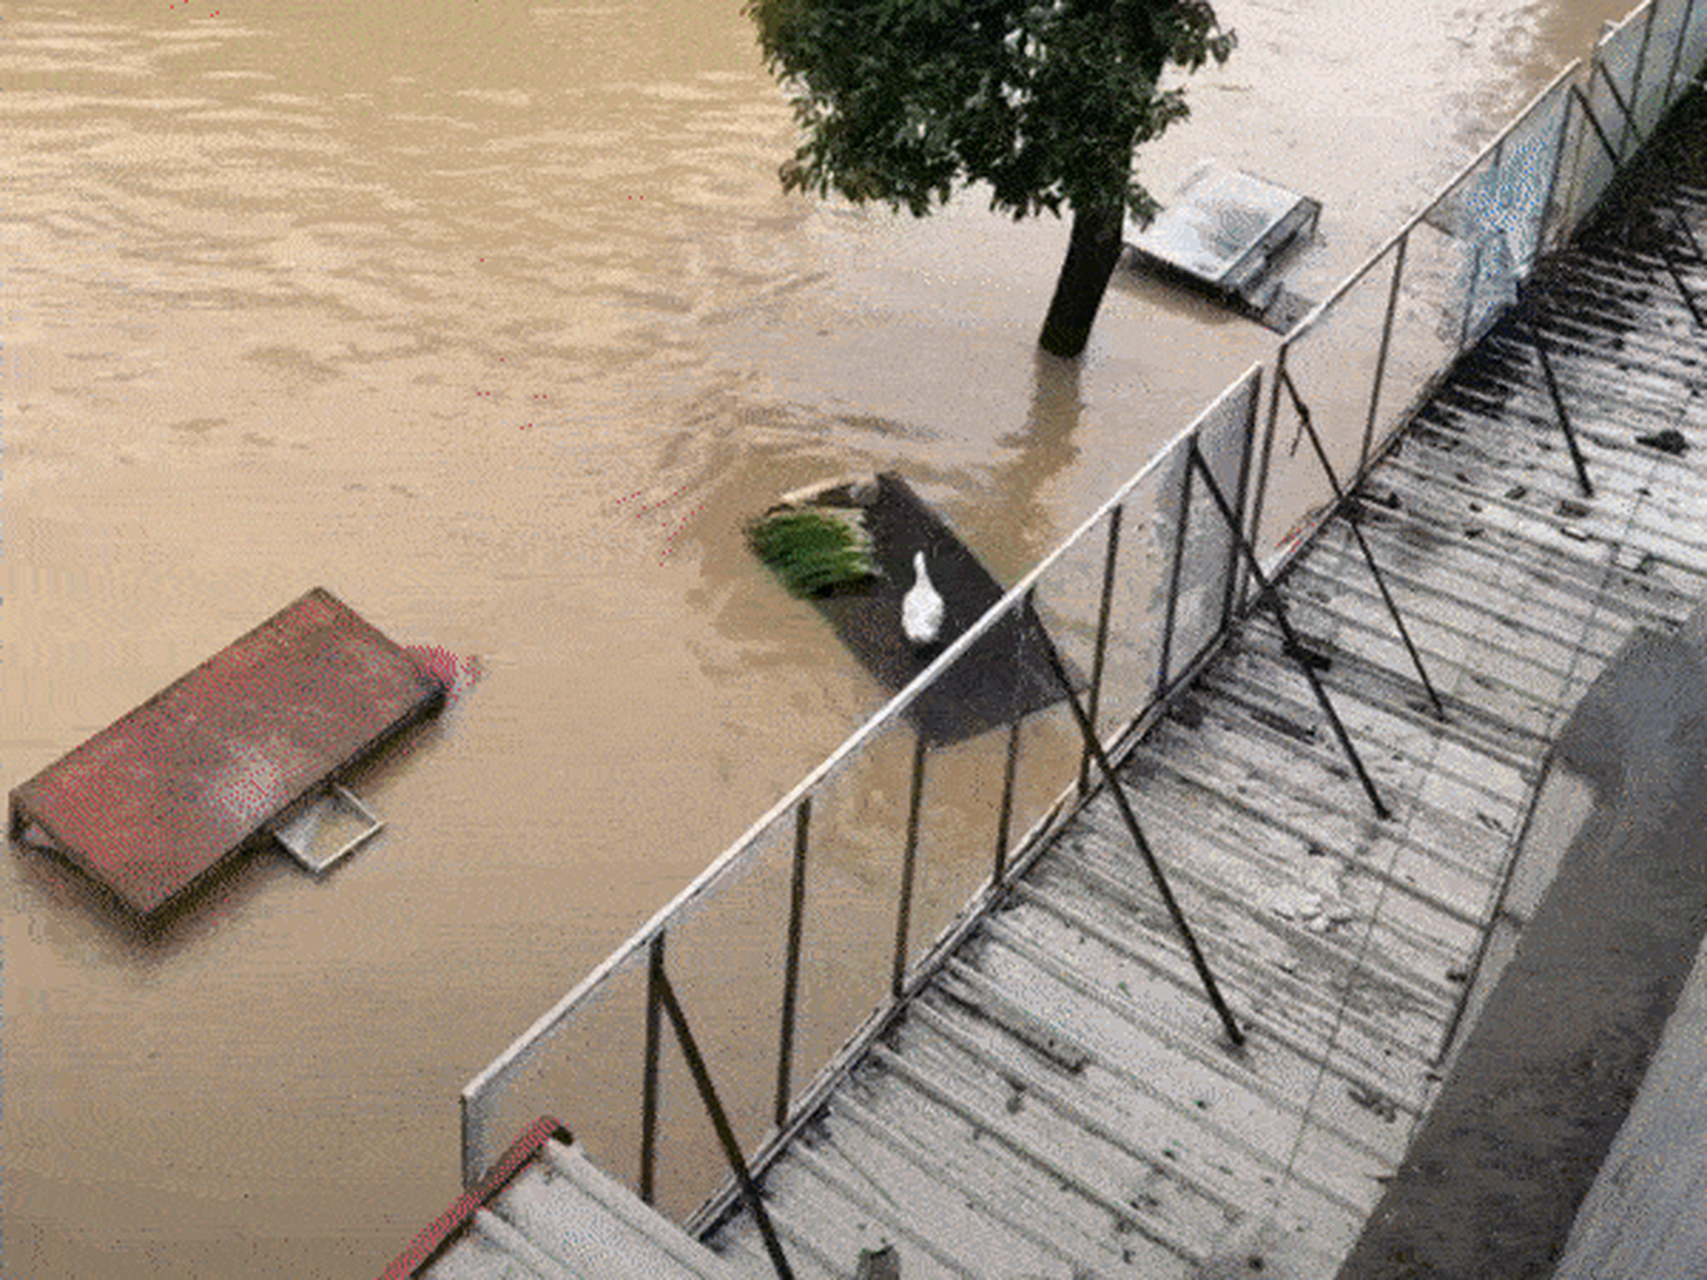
<box><xmin>747</xmin><ymin>0</ymin><xmax>1234</xmax><ymax>358</ymax></box>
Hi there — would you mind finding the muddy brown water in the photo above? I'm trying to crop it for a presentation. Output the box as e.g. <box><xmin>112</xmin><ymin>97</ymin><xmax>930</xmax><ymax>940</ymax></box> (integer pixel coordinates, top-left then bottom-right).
<box><xmin>1</xmin><ymin>2</ymin><xmax>1641</xmax><ymax>1275</ymax></box>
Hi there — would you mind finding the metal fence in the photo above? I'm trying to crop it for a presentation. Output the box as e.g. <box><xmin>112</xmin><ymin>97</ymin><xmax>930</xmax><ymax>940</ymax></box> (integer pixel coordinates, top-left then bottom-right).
<box><xmin>460</xmin><ymin>367</ymin><xmax>1265</xmax><ymax>1210</ymax></box>
<box><xmin>458</xmin><ymin>0</ymin><xmax>1707</xmax><ymax>1246</ymax></box>
<box><xmin>1252</xmin><ymin>0</ymin><xmax>1707</xmax><ymax>566</ymax></box>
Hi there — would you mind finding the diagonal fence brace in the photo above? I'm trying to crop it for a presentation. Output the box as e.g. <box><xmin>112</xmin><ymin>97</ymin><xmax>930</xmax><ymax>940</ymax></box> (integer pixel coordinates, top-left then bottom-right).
<box><xmin>1188</xmin><ymin>442</ymin><xmax>1392</xmax><ymax>821</ymax></box>
<box><xmin>650</xmin><ymin>940</ymin><xmax>797</xmax><ymax>1279</ymax></box>
<box><xmin>1513</xmin><ymin>274</ymin><xmax>1595</xmax><ymax>498</ymax></box>
<box><xmin>1573</xmin><ymin>74</ymin><xmax>1707</xmax><ymax>328</ymax></box>
<box><xmin>1664</xmin><ymin>199</ymin><xmax>1707</xmax><ymax>267</ymax></box>
<box><xmin>1028</xmin><ymin>593</ymin><xmax>1245</xmax><ymax>1047</ymax></box>
<box><xmin>1280</xmin><ymin>370</ymin><xmax>1448</xmax><ymax>721</ymax></box>
<box><xmin>1656</xmin><ymin>208</ymin><xmax>1707</xmax><ymax>328</ymax></box>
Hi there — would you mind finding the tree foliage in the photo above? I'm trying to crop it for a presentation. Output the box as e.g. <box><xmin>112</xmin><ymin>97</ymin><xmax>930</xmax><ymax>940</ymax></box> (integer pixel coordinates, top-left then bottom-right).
<box><xmin>748</xmin><ymin>0</ymin><xmax>1234</xmax><ymax>225</ymax></box>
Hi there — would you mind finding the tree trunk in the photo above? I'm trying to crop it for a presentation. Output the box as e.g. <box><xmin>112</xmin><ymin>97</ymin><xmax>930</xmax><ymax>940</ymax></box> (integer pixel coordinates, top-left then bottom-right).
<box><xmin>1038</xmin><ymin>200</ymin><xmax>1127</xmax><ymax>359</ymax></box>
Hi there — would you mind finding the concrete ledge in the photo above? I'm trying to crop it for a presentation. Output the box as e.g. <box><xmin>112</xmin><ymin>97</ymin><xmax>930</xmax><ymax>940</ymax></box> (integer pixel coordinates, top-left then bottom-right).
<box><xmin>1552</xmin><ymin>927</ymin><xmax>1707</xmax><ymax>1279</ymax></box>
<box><xmin>1337</xmin><ymin>599</ymin><xmax>1707</xmax><ymax>1279</ymax></box>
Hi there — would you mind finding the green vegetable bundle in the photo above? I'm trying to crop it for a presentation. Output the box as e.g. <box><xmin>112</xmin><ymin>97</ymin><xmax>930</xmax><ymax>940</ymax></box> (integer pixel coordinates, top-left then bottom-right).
<box><xmin>748</xmin><ymin>507</ymin><xmax>880</xmax><ymax>598</ymax></box>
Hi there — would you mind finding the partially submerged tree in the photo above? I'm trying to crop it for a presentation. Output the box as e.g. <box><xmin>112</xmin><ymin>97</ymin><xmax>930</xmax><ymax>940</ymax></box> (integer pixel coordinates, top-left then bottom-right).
<box><xmin>748</xmin><ymin>0</ymin><xmax>1234</xmax><ymax>358</ymax></box>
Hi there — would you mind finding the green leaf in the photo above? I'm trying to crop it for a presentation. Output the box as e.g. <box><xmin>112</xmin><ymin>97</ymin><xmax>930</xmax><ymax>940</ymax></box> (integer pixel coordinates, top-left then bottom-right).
<box><xmin>749</xmin><ymin>0</ymin><xmax>1234</xmax><ymax>223</ymax></box>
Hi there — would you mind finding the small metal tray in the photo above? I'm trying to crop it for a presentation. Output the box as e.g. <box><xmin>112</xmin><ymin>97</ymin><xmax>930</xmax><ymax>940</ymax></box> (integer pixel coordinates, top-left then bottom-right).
<box><xmin>271</xmin><ymin>784</ymin><xmax>384</xmax><ymax>874</ymax></box>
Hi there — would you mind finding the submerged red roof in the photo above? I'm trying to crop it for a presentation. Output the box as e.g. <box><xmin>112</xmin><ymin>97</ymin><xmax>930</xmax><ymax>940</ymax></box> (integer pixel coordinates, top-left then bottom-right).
<box><xmin>9</xmin><ymin>587</ymin><xmax>444</xmax><ymax>915</ymax></box>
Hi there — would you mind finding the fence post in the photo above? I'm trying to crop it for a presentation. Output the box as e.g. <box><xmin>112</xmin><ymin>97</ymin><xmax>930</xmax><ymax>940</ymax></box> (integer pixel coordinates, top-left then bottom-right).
<box><xmin>891</xmin><ymin>734</ymin><xmax>928</xmax><ymax>999</ymax></box>
<box><xmin>1515</xmin><ymin>279</ymin><xmax>1595</xmax><ymax>499</ymax></box>
<box><xmin>1219</xmin><ymin>369</ymin><xmax>1263</xmax><ymax>633</ymax></box>
<box><xmin>1080</xmin><ymin>504</ymin><xmax>1125</xmax><ymax>795</ymax></box>
<box><xmin>1619</xmin><ymin>0</ymin><xmax>1660</xmax><ymax>159</ymax></box>
<box><xmin>653</xmin><ymin>970</ymin><xmax>797</xmax><ymax>1280</ymax></box>
<box><xmin>1559</xmin><ymin>69</ymin><xmax>1596</xmax><ymax>239</ymax></box>
<box><xmin>1243</xmin><ymin>347</ymin><xmax>1290</xmax><ymax>605</ymax></box>
<box><xmin>1026</xmin><ymin>586</ymin><xmax>1245</xmax><ymax>1047</ymax></box>
<box><xmin>993</xmin><ymin>720</ymin><xmax>1022</xmax><ymax>884</ymax></box>
<box><xmin>1190</xmin><ymin>444</ymin><xmax>1392</xmax><ymax>821</ymax></box>
<box><xmin>1360</xmin><ymin>230</ymin><xmax>1410</xmax><ymax>476</ymax></box>
<box><xmin>1280</xmin><ymin>370</ymin><xmax>1446</xmax><ymax>720</ymax></box>
<box><xmin>1156</xmin><ymin>453</ymin><xmax>1195</xmax><ymax>703</ymax></box>
<box><xmin>1538</xmin><ymin>74</ymin><xmax>1578</xmax><ymax>255</ymax></box>
<box><xmin>774</xmin><ymin>800</ymin><xmax>811</xmax><ymax>1129</ymax></box>
<box><xmin>1663</xmin><ymin>0</ymin><xmax>1697</xmax><ymax>110</ymax></box>
<box><xmin>640</xmin><ymin>930</ymin><xmax>666</xmax><ymax>1205</ymax></box>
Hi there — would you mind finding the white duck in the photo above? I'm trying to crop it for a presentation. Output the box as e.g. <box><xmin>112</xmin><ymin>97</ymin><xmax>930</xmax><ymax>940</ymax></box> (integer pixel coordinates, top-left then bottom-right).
<box><xmin>901</xmin><ymin>550</ymin><xmax>945</xmax><ymax>647</ymax></box>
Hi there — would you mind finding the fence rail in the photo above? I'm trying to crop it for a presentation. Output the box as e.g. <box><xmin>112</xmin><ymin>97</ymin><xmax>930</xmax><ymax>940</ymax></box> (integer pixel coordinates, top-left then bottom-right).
<box><xmin>460</xmin><ymin>0</ymin><xmax>1707</xmax><ymax>1252</ymax></box>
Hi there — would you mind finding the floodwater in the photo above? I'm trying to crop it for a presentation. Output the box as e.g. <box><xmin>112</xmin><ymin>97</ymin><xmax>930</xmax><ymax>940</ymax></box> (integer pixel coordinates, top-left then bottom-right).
<box><xmin>0</xmin><ymin>1</ymin><xmax>1640</xmax><ymax>1275</ymax></box>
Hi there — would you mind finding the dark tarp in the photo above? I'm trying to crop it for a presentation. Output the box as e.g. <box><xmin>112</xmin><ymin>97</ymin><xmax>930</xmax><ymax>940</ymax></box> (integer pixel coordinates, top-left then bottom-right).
<box><xmin>769</xmin><ymin>474</ymin><xmax>1079</xmax><ymax>748</ymax></box>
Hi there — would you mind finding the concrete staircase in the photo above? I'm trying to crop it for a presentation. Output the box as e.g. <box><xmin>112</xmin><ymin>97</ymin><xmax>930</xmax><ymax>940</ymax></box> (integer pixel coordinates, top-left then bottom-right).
<box><xmin>395</xmin><ymin>1131</ymin><xmax>744</xmax><ymax>1280</ymax></box>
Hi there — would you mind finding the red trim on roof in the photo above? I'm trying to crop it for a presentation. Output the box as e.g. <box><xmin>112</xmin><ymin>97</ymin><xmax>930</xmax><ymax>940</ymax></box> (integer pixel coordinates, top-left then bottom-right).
<box><xmin>378</xmin><ymin>1116</ymin><xmax>571</xmax><ymax>1280</ymax></box>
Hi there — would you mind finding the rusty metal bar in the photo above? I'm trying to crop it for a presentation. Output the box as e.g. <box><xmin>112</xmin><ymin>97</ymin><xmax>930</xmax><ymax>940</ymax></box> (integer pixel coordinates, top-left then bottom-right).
<box><xmin>1656</xmin><ymin>232</ymin><xmax>1707</xmax><ymax>325</ymax></box>
<box><xmin>891</xmin><ymin>733</ymin><xmax>928</xmax><ymax>999</ymax></box>
<box><xmin>653</xmin><ymin>964</ymin><xmax>796</xmax><ymax>1280</ymax></box>
<box><xmin>1220</xmin><ymin>369</ymin><xmax>1262</xmax><ymax>631</ymax></box>
<box><xmin>640</xmin><ymin>930</ymin><xmax>665</xmax><ymax>1205</ymax></box>
<box><xmin>1280</xmin><ymin>370</ymin><xmax>1448</xmax><ymax>721</ymax></box>
<box><xmin>993</xmin><ymin>720</ymin><xmax>1022</xmax><ymax>884</ymax></box>
<box><xmin>774</xmin><ymin>799</ymin><xmax>811</xmax><ymax>1129</ymax></box>
<box><xmin>1156</xmin><ymin>455</ymin><xmax>1195</xmax><ymax>701</ymax></box>
<box><xmin>1080</xmin><ymin>504</ymin><xmax>1125</xmax><ymax>795</ymax></box>
<box><xmin>1515</xmin><ymin>279</ymin><xmax>1596</xmax><ymax>499</ymax></box>
<box><xmin>1619</xmin><ymin>0</ymin><xmax>1661</xmax><ymax>159</ymax></box>
<box><xmin>1539</xmin><ymin>75</ymin><xmax>1578</xmax><ymax>252</ymax></box>
<box><xmin>1189</xmin><ymin>443</ymin><xmax>1392</xmax><ymax>821</ymax></box>
<box><xmin>1664</xmin><ymin>0</ymin><xmax>1697</xmax><ymax>109</ymax></box>
<box><xmin>1360</xmin><ymin>230</ymin><xmax>1411</xmax><ymax>474</ymax></box>
<box><xmin>1027</xmin><ymin>586</ymin><xmax>1245</xmax><ymax>1047</ymax></box>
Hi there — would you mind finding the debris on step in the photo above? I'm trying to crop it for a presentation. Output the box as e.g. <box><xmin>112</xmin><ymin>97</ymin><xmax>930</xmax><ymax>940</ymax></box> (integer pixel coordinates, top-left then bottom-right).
<box><xmin>1635</xmin><ymin>427</ymin><xmax>1689</xmax><ymax>454</ymax></box>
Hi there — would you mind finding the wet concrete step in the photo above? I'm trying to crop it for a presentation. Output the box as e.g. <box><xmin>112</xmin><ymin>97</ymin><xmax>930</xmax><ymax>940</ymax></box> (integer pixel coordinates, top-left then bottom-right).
<box><xmin>1133</xmin><ymin>697</ymin><xmax>1511</xmax><ymax>903</ymax></box>
<box><xmin>1381</xmin><ymin>445</ymin><xmax>1707</xmax><ymax>593</ymax></box>
<box><xmin>1075</xmin><ymin>750</ymin><xmax>1480</xmax><ymax>999</ymax></box>
<box><xmin>1204</xmin><ymin>634</ymin><xmax>1545</xmax><ymax>800</ymax></box>
<box><xmin>1421</xmin><ymin>370</ymin><xmax>1703</xmax><ymax>496</ymax></box>
<box><xmin>969</xmin><ymin>890</ymin><xmax>1424</xmax><ymax>1218</ymax></box>
<box><xmin>1345</xmin><ymin>467</ymin><xmax>1704</xmax><ymax>631</ymax></box>
<box><xmin>1021</xmin><ymin>845</ymin><xmax>1444</xmax><ymax>1112</ymax></box>
<box><xmin>1242</xmin><ymin>575</ymin><xmax>1590</xmax><ymax>753</ymax></box>
<box><xmin>1418</xmin><ymin>379</ymin><xmax>1693</xmax><ymax>483</ymax></box>
<box><xmin>1422</xmin><ymin>371</ymin><xmax>1698</xmax><ymax>480</ymax></box>
<box><xmin>920</xmin><ymin>968</ymin><xmax>1366</xmax><ymax>1233</ymax></box>
<box><xmin>1113</xmin><ymin>729</ymin><xmax>1496</xmax><ymax>965</ymax></box>
<box><xmin>421</xmin><ymin>1139</ymin><xmax>745</xmax><ymax>1280</ymax></box>
<box><xmin>1281</xmin><ymin>551</ymin><xmax>1613</xmax><ymax>691</ymax></box>
<box><xmin>1303</xmin><ymin>510</ymin><xmax>1673</xmax><ymax>660</ymax></box>
<box><xmin>1482</xmin><ymin>311</ymin><xmax>1707</xmax><ymax>402</ymax></box>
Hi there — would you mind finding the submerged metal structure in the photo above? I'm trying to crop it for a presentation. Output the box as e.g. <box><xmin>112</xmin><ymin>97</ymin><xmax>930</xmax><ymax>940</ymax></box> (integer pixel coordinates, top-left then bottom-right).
<box><xmin>1125</xmin><ymin>160</ymin><xmax>1321</xmax><ymax>328</ymax></box>
<box><xmin>8</xmin><ymin>587</ymin><xmax>443</xmax><ymax>916</ymax></box>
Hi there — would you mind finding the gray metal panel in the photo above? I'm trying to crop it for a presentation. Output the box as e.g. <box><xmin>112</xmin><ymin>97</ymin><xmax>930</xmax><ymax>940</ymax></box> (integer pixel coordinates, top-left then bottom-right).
<box><xmin>1128</xmin><ymin>161</ymin><xmax>1320</xmax><ymax>297</ymax></box>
